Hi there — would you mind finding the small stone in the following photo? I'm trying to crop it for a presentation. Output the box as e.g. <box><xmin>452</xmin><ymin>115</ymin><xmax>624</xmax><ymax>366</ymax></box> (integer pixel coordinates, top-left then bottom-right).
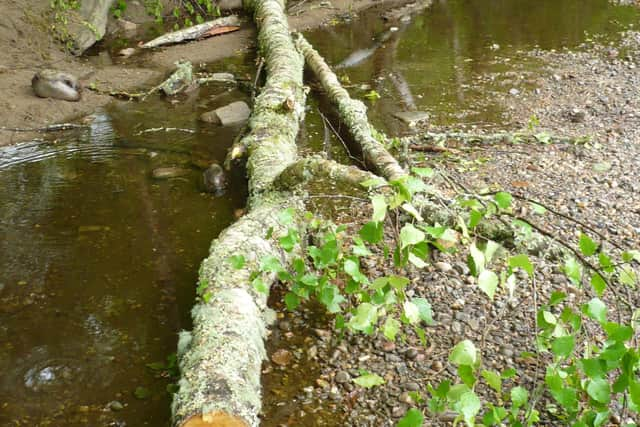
<box><xmin>399</xmin><ymin>392</ymin><xmax>413</xmax><ymax>404</ymax></box>
<box><xmin>200</xmin><ymin>101</ymin><xmax>250</xmax><ymax>126</ymax></box>
<box><xmin>151</xmin><ymin>167</ymin><xmax>190</xmax><ymax>179</ymax></box>
<box><xmin>404</xmin><ymin>382</ymin><xmax>420</xmax><ymax>391</ymax></box>
<box><xmin>108</xmin><ymin>401</ymin><xmax>124</xmax><ymax>411</ymax></box>
<box><xmin>434</xmin><ymin>262</ymin><xmax>452</xmax><ymax>273</ymax></box>
<box><xmin>271</xmin><ymin>349</ymin><xmax>292</xmax><ymax>366</ymax></box>
<box><xmin>405</xmin><ymin>348</ymin><xmax>418</xmax><ymax>360</ymax></box>
<box><xmin>335</xmin><ymin>371</ymin><xmax>351</xmax><ymax>384</ymax></box>
<box><xmin>509</xmin><ymin>88</ymin><xmax>520</xmax><ymax>96</ymax></box>
<box><xmin>392</xmin><ymin>110</ymin><xmax>429</xmax><ymax>126</ymax></box>
<box><xmin>278</xmin><ymin>320</ymin><xmax>291</xmax><ymax>331</ymax></box>
<box><xmin>568</xmin><ymin>108</ymin><xmax>586</xmax><ymax>123</ymax></box>
<box><xmin>382</xmin><ymin>341</ymin><xmax>396</xmax><ymax>352</ymax></box>
<box><xmin>115</xmin><ymin>19</ymin><xmax>137</xmax><ymax>34</ymax></box>
<box><xmin>316</xmin><ymin>378</ymin><xmax>330</xmax><ymax>388</ymax></box>
<box><xmin>118</xmin><ymin>48</ymin><xmax>136</xmax><ymax>57</ymax></box>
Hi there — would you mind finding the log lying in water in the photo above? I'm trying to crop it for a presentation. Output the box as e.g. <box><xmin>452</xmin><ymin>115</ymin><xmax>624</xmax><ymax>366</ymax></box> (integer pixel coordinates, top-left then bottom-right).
<box><xmin>170</xmin><ymin>0</ymin><xmax>307</xmax><ymax>425</ymax></box>
<box><xmin>293</xmin><ymin>33</ymin><xmax>406</xmax><ymax>182</ymax></box>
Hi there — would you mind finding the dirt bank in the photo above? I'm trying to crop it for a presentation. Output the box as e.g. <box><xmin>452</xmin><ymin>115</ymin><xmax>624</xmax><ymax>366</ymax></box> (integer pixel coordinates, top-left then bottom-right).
<box><xmin>0</xmin><ymin>0</ymin><xmax>420</xmax><ymax>146</ymax></box>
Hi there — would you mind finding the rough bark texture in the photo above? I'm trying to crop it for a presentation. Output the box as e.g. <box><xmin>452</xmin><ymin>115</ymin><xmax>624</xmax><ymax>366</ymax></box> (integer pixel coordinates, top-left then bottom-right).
<box><xmin>171</xmin><ymin>0</ymin><xmax>306</xmax><ymax>425</ymax></box>
<box><xmin>294</xmin><ymin>34</ymin><xmax>406</xmax><ymax>182</ymax></box>
<box><xmin>274</xmin><ymin>155</ymin><xmax>380</xmax><ymax>190</ymax></box>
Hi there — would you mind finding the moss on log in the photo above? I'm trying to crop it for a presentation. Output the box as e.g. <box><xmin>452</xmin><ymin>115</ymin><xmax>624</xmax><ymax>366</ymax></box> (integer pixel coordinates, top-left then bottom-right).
<box><xmin>171</xmin><ymin>0</ymin><xmax>306</xmax><ymax>425</ymax></box>
<box><xmin>293</xmin><ymin>34</ymin><xmax>407</xmax><ymax>182</ymax></box>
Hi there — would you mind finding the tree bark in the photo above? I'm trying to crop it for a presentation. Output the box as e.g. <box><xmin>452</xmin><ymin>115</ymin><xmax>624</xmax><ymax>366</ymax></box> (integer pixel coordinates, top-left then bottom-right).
<box><xmin>170</xmin><ymin>0</ymin><xmax>307</xmax><ymax>425</ymax></box>
<box><xmin>294</xmin><ymin>34</ymin><xmax>407</xmax><ymax>182</ymax></box>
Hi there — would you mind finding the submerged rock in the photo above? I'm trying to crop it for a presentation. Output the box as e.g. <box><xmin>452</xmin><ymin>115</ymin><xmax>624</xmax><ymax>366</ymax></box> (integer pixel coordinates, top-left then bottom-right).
<box><xmin>151</xmin><ymin>167</ymin><xmax>190</xmax><ymax>179</ymax></box>
<box><xmin>202</xmin><ymin>163</ymin><xmax>227</xmax><ymax>195</ymax></box>
<box><xmin>200</xmin><ymin>101</ymin><xmax>250</xmax><ymax>126</ymax></box>
<box><xmin>392</xmin><ymin>110</ymin><xmax>429</xmax><ymax>126</ymax></box>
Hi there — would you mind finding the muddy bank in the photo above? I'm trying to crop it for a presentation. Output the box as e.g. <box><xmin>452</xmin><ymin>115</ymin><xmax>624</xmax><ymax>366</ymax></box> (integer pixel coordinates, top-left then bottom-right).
<box><xmin>0</xmin><ymin>0</ymin><xmax>423</xmax><ymax>146</ymax></box>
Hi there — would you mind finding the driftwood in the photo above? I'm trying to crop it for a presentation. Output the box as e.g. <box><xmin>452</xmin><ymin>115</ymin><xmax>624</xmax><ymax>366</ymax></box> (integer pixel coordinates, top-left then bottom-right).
<box><xmin>170</xmin><ymin>0</ymin><xmax>307</xmax><ymax>425</ymax></box>
<box><xmin>294</xmin><ymin>33</ymin><xmax>406</xmax><ymax>182</ymax></box>
<box><xmin>141</xmin><ymin>16</ymin><xmax>241</xmax><ymax>49</ymax></box>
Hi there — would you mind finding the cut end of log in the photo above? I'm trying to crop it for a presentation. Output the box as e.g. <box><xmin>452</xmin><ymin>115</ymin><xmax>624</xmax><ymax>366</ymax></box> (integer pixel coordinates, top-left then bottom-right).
<box><xmin>182</xmin><ymin>412</ymin><xmax>248</xmax><ymax>427</ymax></box>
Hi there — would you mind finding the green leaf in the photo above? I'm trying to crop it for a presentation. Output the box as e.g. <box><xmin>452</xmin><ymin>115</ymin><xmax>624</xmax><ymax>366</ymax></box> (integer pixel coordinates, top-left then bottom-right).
<box><xmin>383</xmin><ymin>317</ymin><xmax>401</xmax><ymax>341</ymax></box>
<box><xmin>389</xmin><ymin>275</ymin><xmax>411</xmax><ymax>289</ymax></box>
<box><xmin>579</xmin><ymin>233</ymin><xmax>598</xmax><ymax>256</ymax></box>
<box><xmin>371</xmin><ymin>195</ymin><xmax>387</xmax><ymax>222</ymax></box>
<box><xmin>260</xmin><ymin>255</ymin><xmax>283</xmax><ymax>273</ymax></box>
<box><xmin>468</xmin><ymin>242</ymin><xmax>485</xmax><ymax>276</ymax></box>
<box><xmin>146</xmin><ymin>362</ymin><xmax>165</xmax><ymax>371</ymax></box>
<box><xmin>620</xmin><ymin>266</ymin><xmax>637</xmax><ymax>287</ymax></box>
<box><xmin>252</xmin><ymin>277</ymin><xmax>269</xmax><ymax>294</ymax></box>
<box><xmin>549</xmin><ymin>291</ymin><xmax>567</xmax><ymax>305</ymax></box>
<box><xmin>564</xmin><ymin>257</ymin><xmax>582</xmax><ymax>285</ymax></box>
<box><xmin>458</xmin><ymin>365</ymin><xmax>476</xmax><ymax>388</ymax></box>
<box><xmin>278</xmin><ymin>208</ymin><xmax>295</xmax><ymax>225</ymax></box>
<box><xmin>449</xmin><ymin>340</ymin><xmax>478</xmax><ymax>366</ymax></box>
<box><xmin>134</xmin><ymin>386</ymin><xmax>151</xmax><ymax>399</ymax></box>
<box><xmin>229</xmin><ymin>255</ymin><xmax>245</xmax><ymax>269</ymax></box>
<box><xmin>403</xmin><ymin>301</ymin><xmax>421</xmax><ymax>324</ymax></box>
<box><xmin>482</xmin><ymin>370</ymin><xmax>502</xmax><ymax>395</ymax></box>
<box><xmin>468</xmin><ymin>209</ymin><xmax>484</xmax><ymax>229</ymax></box>
<box><xmin>509</xmin><ymin>254</ymin><xmax>534</xmax><ymax>277</ymax></box>
<box><xmin>494</xmin><ymin>192</ymin><xmax>512</xmax><ymax>210</ymax></box>
<box><xmin>400</xmin><ymin>223</ymin><xmax>426</xmax><ymax>249</ymax></box>
<box><xmin>279</xmin><ymin>228</ymin><xmax>299</xmax><ymax>252</ymax></box>
<box><xmin>551</xmin><ymin>335</ymin><xmax>575</xmax><ymax>359</ymax></box>
<box><xmin>586</xmin><ymin>378</ymin><xmax>610</xmax><ymax>404</ymax></box>
<box><xmin>478</xmin><ymin>270</ymin><xmax>499</xmax><ymax>300</ymax></box>
<box><xmin>319</xmin><ymin>285</ymin><xmax>345</xmax><ymax>313</ymax></box>
<box><xmin>411</xmin><ymin>298</ymin><xmax>434</xmax><ymax>325</ymax></box>
<box><xmin>401</xmin><ymin>203</ymin><xmax>424</xmax><ymax>221</ymax></box>
<box><xmin>484</xmin><ymin>241</ymin><xmax>501</xmax><ymax>264</ymax></box>
<box><xmin>411</xmin><ymin>167</ymin><xmax>434</xmax><ymax>178</ymax></box>
<box><xmin>284</xmin><ymin>292</ymin><xmax>300</xmax><ymax>311</ymax></box>
<box><xmin>348</xmin><ymin>303</ymin><xmax>378</xmax><ymax>334</ymax></box>
<box><xmin>602</xmin><ymin>322</ymin><xmax>633</xmax><ymax>343</ymax></box>
<box><xmin>583</xmin><ymin>298</ymin><xmax>607</xmax><ymax>323</ymax></box>
<box><xmin>360</xmin><ymin>221</ymin><xmax>384</xmax><ymax>244</ymax></box>
<box><xmin>590</xmin><ymin>273</ymin><xmax>606</xmax><ymax>297</ymax></box>
<box><xmin>622</xmin><ymin>249</ymin><xmax>640</xmax><ymax>262</ymax></box>
<box><xmin>501</xmin><ymin>368</ymin><xmax>517</xmax><ymax>379</ymax></box>
<box><xmin>598</xmin><ymin>252</ymin><xmax>614</xmax><ymax>273</ymax></box>
<box><xmin>396</xmin><ymin>408</ymin><xmax>424</xmax><ymax>427</ymax></box>
<box><xmin>530</xmin><ymin>202</ymin><xmax>547</xmax><ymax>215</ymax></box>
<box><xmin>344</xmin><ymin>259</ymin><xmax>368</xmax><ymax>284</ymax></box>
<box><xmin>580</xmin><ymin>358</ymin><xmax>605</xmax><ymax>380</ymax></box>
<box><xmin>510</xmin><ymin>386</ymin><xmax>528</xmax><ymax>408</ymax></box>
<box><xmin>353</xmin><ymin>372</ymin><xmax>385</xmax><ymax>388</ymax></box>
<box><xmin>454</xmin><ymin>390</ymin><xmax>481</xmax><ymax>427</ymax></box>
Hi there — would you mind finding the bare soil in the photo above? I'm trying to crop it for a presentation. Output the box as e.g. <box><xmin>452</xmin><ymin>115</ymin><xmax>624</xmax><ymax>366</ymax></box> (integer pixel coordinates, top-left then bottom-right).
<box><xmin>0</xmin><ymin>0</ymin><xmax>415</xmax><ymax>146</ymax></box>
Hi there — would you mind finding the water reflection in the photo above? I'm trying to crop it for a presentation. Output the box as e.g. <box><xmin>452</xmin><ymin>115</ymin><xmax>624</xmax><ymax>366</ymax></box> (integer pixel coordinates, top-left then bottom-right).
<box><xmin>305</xmin><ymin>0</ymin><xmax>640</xmax><ymax>132</ymax></box>
<box><xmin>0</xmin><ymin>107</ymin><xmax>245</xmax><ymax>425</ymax></box>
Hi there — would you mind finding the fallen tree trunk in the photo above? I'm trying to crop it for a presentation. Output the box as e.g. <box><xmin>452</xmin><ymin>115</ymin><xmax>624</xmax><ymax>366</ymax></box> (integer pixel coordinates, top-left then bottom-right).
<box><xmin>141</xmin><ymin>15</ymin><xmax>242</xmax><ymax>48</ymax></box>
<box><xmin>170</xmin><ymin>0</ymin><xmax>307</xmax><ymax>425</ymax></box>
<box><xmin>294</xmin><ymin>34</ymin><xmax>407</xmax><ymax>182</ymax></box>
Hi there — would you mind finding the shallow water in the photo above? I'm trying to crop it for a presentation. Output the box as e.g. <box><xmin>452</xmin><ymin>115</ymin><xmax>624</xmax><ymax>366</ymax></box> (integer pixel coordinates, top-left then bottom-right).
<box><xmin>305</xmin><ymin>0</ymin><xmax>640</xmax><ymax>135</ymax></box>
<box><xmin>0</xmin><ymin>105</ymin><xmax>246</xmax><ymax>425</ymax></box>
<box><xmin>1</xmin><ymin>0</ymin><xmax>639</xmax><ymax>425</ymax></box>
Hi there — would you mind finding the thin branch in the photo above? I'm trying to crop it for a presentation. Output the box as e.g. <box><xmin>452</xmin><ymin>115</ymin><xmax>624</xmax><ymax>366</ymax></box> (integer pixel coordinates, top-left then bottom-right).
<box><xmin>0</xmin><ymin>123</ymin><xmax>88</xmax><ymax>132</ymax></box>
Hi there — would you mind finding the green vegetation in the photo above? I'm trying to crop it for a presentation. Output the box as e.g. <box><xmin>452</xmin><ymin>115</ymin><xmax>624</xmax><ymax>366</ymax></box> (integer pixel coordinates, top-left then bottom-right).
<box><xmin>237</xmin><ymin>166</ymin><xmax>639</xmax><ymax>426</ymax></box>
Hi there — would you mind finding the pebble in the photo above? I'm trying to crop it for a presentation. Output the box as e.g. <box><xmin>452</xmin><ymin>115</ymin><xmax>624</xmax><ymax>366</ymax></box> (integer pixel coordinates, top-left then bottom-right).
<box><xmin>108</xmin><ymin>401</ymin><xmax>124</xmax><ymax>411</ymax></box>
<box><xmin>435</xmin><ymin>261</ymin><xmax>453</xmax><ymax>273</ymax></box>
<box><xmin>335</xmin><ymin>371</ymin><xmax>351</xmax><ymax>384</ymax></box>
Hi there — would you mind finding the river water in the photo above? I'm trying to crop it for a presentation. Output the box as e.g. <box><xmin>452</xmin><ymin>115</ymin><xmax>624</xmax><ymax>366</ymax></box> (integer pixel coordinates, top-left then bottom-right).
<box><xmin>0</xmin><ymin>0</ymin><xmax>638</xmax><ymax>425</ymax></box>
